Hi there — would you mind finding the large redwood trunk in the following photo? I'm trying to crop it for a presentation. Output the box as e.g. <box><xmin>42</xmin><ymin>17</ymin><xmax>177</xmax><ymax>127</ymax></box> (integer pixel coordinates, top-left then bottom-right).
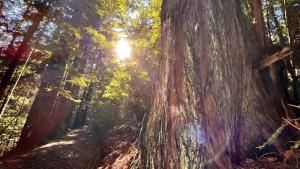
<box><xmin>138</xmin><ymin>0</ymin><xmax>281</xmax><ymax>168</ymax></box>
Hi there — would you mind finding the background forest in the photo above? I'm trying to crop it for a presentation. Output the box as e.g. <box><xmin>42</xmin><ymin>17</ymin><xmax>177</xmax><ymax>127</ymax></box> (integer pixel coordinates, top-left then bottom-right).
<box><xmin>0</xmin><ymin>0</ymin><xmax>299</xmax><ymax>169</ymax></box>
<box><xmin>0</xmin><ymin>0</ymin><xmax>161</xmax><ymax>156</ymax></box>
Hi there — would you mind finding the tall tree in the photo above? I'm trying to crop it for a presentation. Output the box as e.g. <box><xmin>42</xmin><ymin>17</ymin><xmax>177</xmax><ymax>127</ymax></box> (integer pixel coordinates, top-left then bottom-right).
<box><xmin>249</xmin><ymin>0</ymin><xmax>291</xmax><ymax>118</ymax></box>
<box><xmin>6</xmin><ymin>25</ymin><xmax>81</xmax><ymax>156</ymax></box>
<box><xmin>0</xmin><ymin>1</ymin><xmax>53</xmax><ymax>99</ymax></box>
<box><xmin>2</xmin><ymin>0</ymin><xmax>108</xmax><ymax>156</ymax></box>
<box><xmin>284</xmin><ymin>0</ymin><xmax>300</xmax><ymax>103</ymax></box>
<box><xmin>267</xmin><ymin>0</ymin><xmax>286</xmax><ymax>45</ymax></box>
<box><xmin>250</xmin><ymin>0</ymin><xmax>268</xmax><ymax>50</ymax></box>
<box><xmin>138</xmin><ymin>0</ymin><xmax>281</xmax><ymax>168</ymax></box>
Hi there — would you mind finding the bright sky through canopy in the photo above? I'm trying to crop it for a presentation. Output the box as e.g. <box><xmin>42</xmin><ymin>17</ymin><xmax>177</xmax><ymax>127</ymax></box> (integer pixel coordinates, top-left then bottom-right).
<box><xmin>116</xmin><ymin>39</ymin><xmax>131</xmax><ymax>60</ymax></box>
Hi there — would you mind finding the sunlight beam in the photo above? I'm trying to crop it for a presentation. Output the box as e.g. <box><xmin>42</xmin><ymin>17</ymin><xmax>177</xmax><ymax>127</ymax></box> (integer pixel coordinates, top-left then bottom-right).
<box><xmin>115</xmin><ymin>39</ymin><xmax>131</xmax><ymax>61</ymax></box>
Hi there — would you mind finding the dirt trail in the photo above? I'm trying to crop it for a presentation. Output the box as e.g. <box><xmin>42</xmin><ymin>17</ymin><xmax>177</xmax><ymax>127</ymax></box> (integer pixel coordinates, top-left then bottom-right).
<box><xmin>0</xmin><ymin>124</ymin><xmax>297</xmax><ymax>169</ymax></box>
<box><xmin>0</xmin><ymin>126</ymin><xmax>103</xmax><ymax>169</ymax></box>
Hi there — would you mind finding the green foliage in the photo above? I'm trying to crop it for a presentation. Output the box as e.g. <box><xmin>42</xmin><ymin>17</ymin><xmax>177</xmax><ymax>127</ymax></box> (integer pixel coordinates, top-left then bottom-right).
<box><xmin>91</xmin><ymin>74</ymin><xmax>101</xmax><ymax>83</ymax></box>
<box><xmin>290</xmin><ymin>140</ymin><xmax>300</xmax><ymax>149</ymax></box>
<box><xmin>97</xmin><ymin>0</ymin><xmax>127</xmax><ymax>18</ymax></box>
<box><xmin>129</xmin><ymin>0</ymin><xmax>162</xmax><ymax>67</ymax></box>
<box><xmin>257</xmin><ymin>124</ymin><xmax>286</xmax><ymax>150</ymax></box>
<box><xmin>0</xmin><ymin>0</ymin><xmax>161</xmax><ymax>155</ymax></box>
<box><xmin>263</xmin><ymin>0</ymin><xmax>289</xmax><ymax>44</ymax></box>
<box><xmin>86</xmin><ymin>27</ymin><xmax>110</xmax><ymax>48</ymax></box>
<box><xmin>59</xmin><ymin>89</ymin><xmax>81</xmax><ymax>103</ymax></box>
<box><xmin>103</xmin><ymin>65</ymin><xmax>132</xmax><ymax>100</ymax></box>
<box><xmin>139</xmin><ymin>70</ymin><xmax>150</xmax><ymax>81</ymax></box>
<box><xmin>45</xmin><ymin>86</ymin><xmax>53</xmax><ymax>92</ymax></box>
<box><xmin>90</xmin><ymin>0</ymin><xmax>161</xmax><ymax>131</ymax></box>
<box><xmin>67</xmin><ymin>76</ymin><xmax>89</xmax><ymax>88</ymax></box>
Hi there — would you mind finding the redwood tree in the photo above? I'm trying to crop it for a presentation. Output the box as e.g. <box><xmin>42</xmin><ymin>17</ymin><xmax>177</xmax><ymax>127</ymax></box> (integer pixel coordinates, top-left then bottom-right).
<box><xmin>250</xmin><ymin>0</ymin><xmax>268</xmax><ymax>51</ymax></box>
<box><xmin>138</xmin><ymin>0</ymin><xmax>281</xmax><ymax>168</ymax></box>
<box><xmin>8</xmin><ymin>47</ymin><xmax>75</xmax><ymax>156</ymax></box>
<box><xmin>5</xmin><ymin>25</ymin><xmax>81</xmax><ymax>156</ymax></box>
<box><xmin>0</xmin><ymin>1</ymin><xmax>51</xmax><ymax>99</ymax></box>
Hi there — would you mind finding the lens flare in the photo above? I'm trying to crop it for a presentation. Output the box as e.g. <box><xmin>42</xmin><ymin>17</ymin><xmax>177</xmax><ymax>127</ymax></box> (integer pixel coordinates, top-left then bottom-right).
<box><xmin>115</xmin><ymin>39</ymin><xmax>131</xmax><ymax>60</ymax></box>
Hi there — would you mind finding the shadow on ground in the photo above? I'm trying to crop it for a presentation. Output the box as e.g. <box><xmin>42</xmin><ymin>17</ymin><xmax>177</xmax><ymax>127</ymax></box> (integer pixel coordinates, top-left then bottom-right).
<box><xmin>0</xmin><ymin>126</ymin><xmax>103</xmax><ymax>169</ymax></box>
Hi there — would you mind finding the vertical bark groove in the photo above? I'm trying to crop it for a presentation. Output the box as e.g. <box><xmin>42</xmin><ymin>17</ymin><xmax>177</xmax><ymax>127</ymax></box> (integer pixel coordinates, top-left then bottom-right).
<box><xmin>139</xmin><ymin>1</ymin><xmax>281</xmax><ymax>169</ymax></box>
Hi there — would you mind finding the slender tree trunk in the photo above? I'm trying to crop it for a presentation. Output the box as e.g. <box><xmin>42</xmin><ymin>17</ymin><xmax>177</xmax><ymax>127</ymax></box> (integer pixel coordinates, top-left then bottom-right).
<box><xmin>265</xmin><ymin>0</ymin><xmax>273</xmax><ymax>42</ymax></box>
<box><xmin>280</xmin><ymin>0</ymin><xmax>299</xmax><ymax>105</ymax></box>
<box><xmin>268</xmin><ymin>0</ymin><xmax>285</xmax><ymax>45</ymax></box>
<box><xmin>72</xmin><ymin>28</ymin><xmax>101</xmax><ymax>128</ymax></box>
<box><xmin>72</xmin><ymin>36</ymin><xmax>93</xmax><ymax>129</ymax></box>
<box><xmin>73</xmin><ymin>81</ymin><xmax>92</xmax><ymax>128</ymax></box>
<box><xmin>138</xmin><ymin>1</ymin><xmax>281</xmax><ymax>168</ymax></box>
<box><xmin>284</xmin><ymin>1</ymin><xmax>300</xmax><ymax>48</ymax></box>
<box><xmin>0</xmin><ymin>1</ymin><xmax>3</xmax><ymax>14</ymax></box>
<box><xmin>279</xmin><ymin>0</ymin><xmax>291</xmax><ymax>44</ymax></box>
<box><xmin>249</xmin><ymin>0</ymin><xmax>268</xmax><ymax>51</ymax></box>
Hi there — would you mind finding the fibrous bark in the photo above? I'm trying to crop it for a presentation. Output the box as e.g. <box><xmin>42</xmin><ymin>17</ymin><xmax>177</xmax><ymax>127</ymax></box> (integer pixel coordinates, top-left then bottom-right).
<box><xmin>138</xmin><ymin>0</ymin><xmax>281</xmax><ymax>168</ymax></box>
<box><xmin>250</xmin><ymin>0</ymin><xmax>268</xmax><ymax>50</ymax></box>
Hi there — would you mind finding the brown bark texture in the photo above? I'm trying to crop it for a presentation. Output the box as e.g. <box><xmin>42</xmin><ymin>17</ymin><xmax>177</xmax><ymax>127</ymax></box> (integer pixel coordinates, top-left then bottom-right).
<box><xmin>285</xmin><ymin>0</ymin><xmax>300</xmax><ymax>47</ymax></box>
<box><xmin>138</xmin><ymin>1</ymin><xmax>282</xmax><ymax>169</ymax></box>
<box><xmin>249</xmin><ymin>0</ymin><xmax>267</xmax><ymax>50</ymax></box>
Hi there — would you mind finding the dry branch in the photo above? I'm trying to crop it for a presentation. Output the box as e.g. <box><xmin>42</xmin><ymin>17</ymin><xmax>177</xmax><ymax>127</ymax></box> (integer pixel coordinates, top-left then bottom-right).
<box><xmin>282</xmin><ymin>117</ymin><xmax>300</xmax><ymax>132</ymax></box>
<box><xmin>256</xmin><ymin>47</ymin><xmax>293</xmax><ymax>70</ymax></box>
<box><xmin>288</xmin><ymin>104</ymin><xmax>300</xmax><ymax>109</ymax></box>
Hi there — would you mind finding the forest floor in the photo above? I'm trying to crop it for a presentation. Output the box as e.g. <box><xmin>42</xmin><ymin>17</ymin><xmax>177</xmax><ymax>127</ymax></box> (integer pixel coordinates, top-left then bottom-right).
<box><xmin>0</xmin><ymin>125</ymin><xmax>104</xmax><ymax>169</ymax></box>
<box><xmin>0</xmin><ymin>124</ymin><xmax>297</xmax><ymax>169</ymax></box>
<box><xmin>0</xmin><ymin>124</ymin><xmax>138</xmax><ymax>169</ymax></box>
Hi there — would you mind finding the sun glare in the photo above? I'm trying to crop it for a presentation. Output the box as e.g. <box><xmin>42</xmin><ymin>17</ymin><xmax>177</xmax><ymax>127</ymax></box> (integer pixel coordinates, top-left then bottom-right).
<box><xmin>116</xmin><ymin>39</ymin><xmax>131</xmax><ymax>60</ymax></box>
